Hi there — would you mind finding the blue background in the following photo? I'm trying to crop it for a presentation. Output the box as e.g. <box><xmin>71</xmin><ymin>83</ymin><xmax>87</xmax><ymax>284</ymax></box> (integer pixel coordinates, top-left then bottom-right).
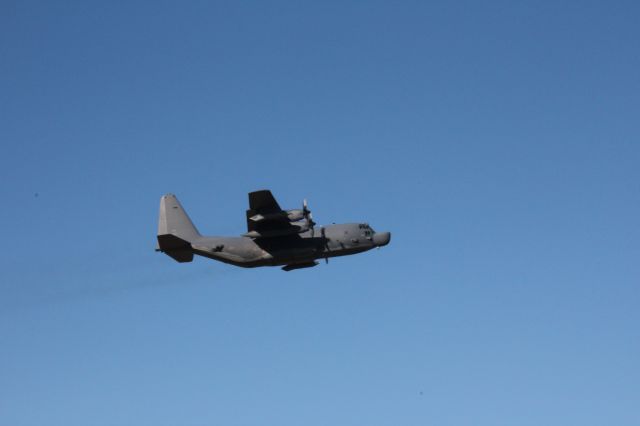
<box><xmin>1</xmin><ymin>1</ymin><xmax>639</xmax><ymax>425</ymax></box>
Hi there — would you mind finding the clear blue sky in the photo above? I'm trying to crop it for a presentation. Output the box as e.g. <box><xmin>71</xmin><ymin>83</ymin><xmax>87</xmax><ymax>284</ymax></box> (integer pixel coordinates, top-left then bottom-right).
<box><xmin>1</xmin><ymin>1</ymin><xmax>639</xmax><ymax>425</ymax></box>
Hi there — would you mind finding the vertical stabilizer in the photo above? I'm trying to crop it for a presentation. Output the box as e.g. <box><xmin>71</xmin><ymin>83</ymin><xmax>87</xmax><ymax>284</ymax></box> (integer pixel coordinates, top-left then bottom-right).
<box><xmin>157</xmin><ymin>194</ymin><xmax>200</xmax><ymax>262</ymax></box>
<box><xmin>158</xmin><ymin>194</ymin><xmax>200</xmax><ymax>240</ymax></box>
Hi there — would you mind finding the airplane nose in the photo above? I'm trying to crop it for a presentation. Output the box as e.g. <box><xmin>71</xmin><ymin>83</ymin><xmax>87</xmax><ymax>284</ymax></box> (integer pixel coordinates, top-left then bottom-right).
<box><xmin>373</xmin><ymin>231</ymin><xmax>391</xmax><ymax>247</ymax></box>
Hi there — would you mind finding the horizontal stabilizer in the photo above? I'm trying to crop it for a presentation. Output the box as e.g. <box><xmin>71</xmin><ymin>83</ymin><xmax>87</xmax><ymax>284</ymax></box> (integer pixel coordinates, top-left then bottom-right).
<box><xmin>163</xmin><ymin>248</ymin><xmax>193</xmax><ymax>263</ymax></box>
<box><xmin>156</xmin><ymin>234</ymin><xmax>193</xmax><ymax>263</ymax></box>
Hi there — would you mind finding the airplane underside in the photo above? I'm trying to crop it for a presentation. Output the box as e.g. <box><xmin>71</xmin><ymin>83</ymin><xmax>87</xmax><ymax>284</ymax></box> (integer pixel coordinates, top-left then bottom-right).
<box><xmin>191</xmin><ymin>243</ymin><xmax>373</xmax><ymax>271</ymax></box>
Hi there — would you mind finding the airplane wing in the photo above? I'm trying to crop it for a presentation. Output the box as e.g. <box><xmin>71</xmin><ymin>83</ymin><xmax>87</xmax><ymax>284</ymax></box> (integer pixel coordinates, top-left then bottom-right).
<box><xmin>245</xmin><ymin>190</ymin><xmax>308</xmax><ymax>238</ymax></box>
<box><xmin>248</xmin><ymin>190</ymin><xmax>282</xmax><ymax>213</ymax></box>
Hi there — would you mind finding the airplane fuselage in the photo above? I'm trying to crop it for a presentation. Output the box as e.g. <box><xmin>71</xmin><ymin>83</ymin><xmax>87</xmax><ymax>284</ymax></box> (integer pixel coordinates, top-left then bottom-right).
<box><xmin>190</xmin><ymin>223</ymin><xmax>390</xmax><ymax>268</ymax></box>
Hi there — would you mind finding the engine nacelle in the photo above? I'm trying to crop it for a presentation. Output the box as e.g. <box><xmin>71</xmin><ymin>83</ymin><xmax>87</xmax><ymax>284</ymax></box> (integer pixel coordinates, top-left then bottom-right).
<box><xmin>243</xmin><ymin>220</ymin><xmax>310</xmax><ymax>238</ymax></box>
<box><xmin>286</xmin><ymin>209</ymin><xmax>304</xmax><ymax>221</ymax></box>
<box><xmin>249</xmin><ymin>209</ymin><xmax>305</xmax><ymax>223</ymax></box>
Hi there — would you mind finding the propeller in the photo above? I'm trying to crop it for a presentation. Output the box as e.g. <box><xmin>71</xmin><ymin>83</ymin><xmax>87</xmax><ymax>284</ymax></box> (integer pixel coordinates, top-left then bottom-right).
<box><xmin>321</xmin><ymin>226</ymin><xmax>329</xmax><ymax>264</ymax></box>
<box><xmin>303</xmin><ymin>198</ymin><xmax>316</xmax><ymax>236</ymax></box>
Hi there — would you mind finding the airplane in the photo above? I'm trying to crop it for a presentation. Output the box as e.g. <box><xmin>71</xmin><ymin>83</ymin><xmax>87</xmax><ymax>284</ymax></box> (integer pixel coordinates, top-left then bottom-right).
<box><xmin>156</xmin><ymin>190</ymin><xmax>391</xmax><ymax>271</ymax></box>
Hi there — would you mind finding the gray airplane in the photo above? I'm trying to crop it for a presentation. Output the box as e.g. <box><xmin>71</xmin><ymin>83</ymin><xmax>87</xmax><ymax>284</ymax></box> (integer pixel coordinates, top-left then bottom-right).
<box><xmin>156</xmin><ymin>190</ymin><xmax>391</xmax><ymax>271</ymax></box>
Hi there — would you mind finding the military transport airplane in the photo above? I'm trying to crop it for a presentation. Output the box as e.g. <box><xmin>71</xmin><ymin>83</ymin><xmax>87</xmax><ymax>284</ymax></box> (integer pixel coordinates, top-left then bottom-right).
<box><xmin>156</xmin><ymin>190</ymin><xmax>391</xmax><ymax>271</ymax></box>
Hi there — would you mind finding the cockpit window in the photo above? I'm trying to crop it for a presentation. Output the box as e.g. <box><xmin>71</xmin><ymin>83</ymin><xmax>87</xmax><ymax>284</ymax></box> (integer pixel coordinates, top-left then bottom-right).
<box><xmin>359</xmin><ymin>223</ymin><xmax>375</xmax><ymax>234</ymax></box>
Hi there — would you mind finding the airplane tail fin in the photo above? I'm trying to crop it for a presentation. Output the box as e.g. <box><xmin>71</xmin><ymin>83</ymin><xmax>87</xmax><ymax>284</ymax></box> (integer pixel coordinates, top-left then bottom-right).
<box><xmin>156</xmin><ymin>194</ymin><xmax>200</xmax><ymax>262</ymax></box>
